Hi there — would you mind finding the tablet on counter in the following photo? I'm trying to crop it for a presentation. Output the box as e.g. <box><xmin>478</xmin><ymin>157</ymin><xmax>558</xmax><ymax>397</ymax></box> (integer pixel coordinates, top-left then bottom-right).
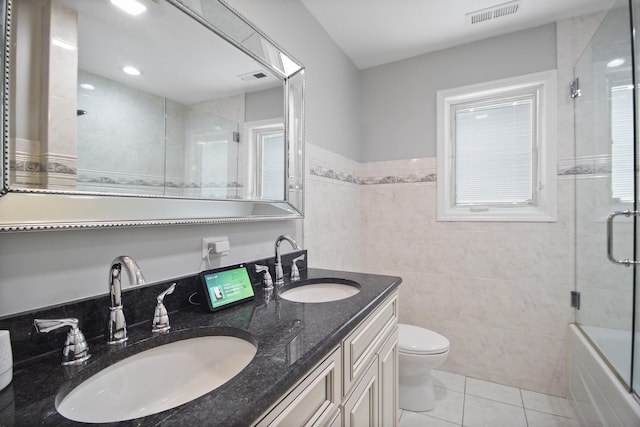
<box><xmin>200</xmin><ymin>264</ymin><xmax>255</xmax><ymax>312</ymax></box>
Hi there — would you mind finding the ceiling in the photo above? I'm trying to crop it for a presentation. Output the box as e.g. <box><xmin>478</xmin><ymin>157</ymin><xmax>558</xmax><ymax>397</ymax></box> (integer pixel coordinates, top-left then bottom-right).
<box><xmin>300</xmin><ymin>0</ymin><xmax>614</xmax><ymax>69</ymax></box>
<box><xmin>56</xmin><ymin>0</ymin><xmax>280</xmax><ymax>104</ymax></box>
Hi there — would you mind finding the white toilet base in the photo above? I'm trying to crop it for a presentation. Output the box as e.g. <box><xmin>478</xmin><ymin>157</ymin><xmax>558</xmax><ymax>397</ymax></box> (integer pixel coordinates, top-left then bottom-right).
<box><xmin>397</xmin><ymin>324</ymin><xmax>449</xmax><ymax>412</ymax></box>
<box><xmin>399</xmin><ymin>369</ymin><xmax>436</xmax><ymax>411</ymax></box>
<box><xmin>398</xmin><ymin>348</ymin><xmax>448</xmax><ymax>412</ymax></box>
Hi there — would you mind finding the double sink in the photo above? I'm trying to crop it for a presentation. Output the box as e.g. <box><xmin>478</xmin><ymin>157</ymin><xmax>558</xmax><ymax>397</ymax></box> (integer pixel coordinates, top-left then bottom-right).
<box><xmin>54</xmin><ymin>278</ymin><xmax>361</xmax><ymax>423</ymax></box>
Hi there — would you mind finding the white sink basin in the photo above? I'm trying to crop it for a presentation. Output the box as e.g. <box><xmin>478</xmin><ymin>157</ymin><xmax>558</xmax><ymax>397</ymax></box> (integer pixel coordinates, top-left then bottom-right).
<box><xmin>280</xmin><ymin>280</ymin><xmax>360</xmax><ymax>303</ymax></box>
<box><xmin>56</xmin><ymin>335</ymin><xmax>256</xmax><ymax>423</ymax></box>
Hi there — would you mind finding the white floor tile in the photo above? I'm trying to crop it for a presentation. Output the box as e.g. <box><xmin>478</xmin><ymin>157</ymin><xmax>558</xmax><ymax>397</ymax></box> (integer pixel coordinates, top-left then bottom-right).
<box><xmin>432</xmin><ymin>370</ymin><xmax>466</xmax><ymax>393</ymax></box>
<box><xmin>417</xmin><ymin>386</ymin><xmax>464</xmax><ymax>424</ymax></box>
<box><xmin>521</xmin><ymin>390</ymin><xmax>577</xmax><ymax>419</ymax></box>
<box><xmin>462</xmin><ymin>395</ymin><xmax>527</xmax><ymax>427</ymax></box>
<box><xmin>399</xmin><ymin>411</ymin><xmax>461</xmax><ymax>427</ymax></box>
<box><xmin>402</xmin><ymin>375</ymin><xmax>581</xmax><ymax>427</ymax></box>
<box><xmin>525</xmin><ymin>409</ymin><xmax>581</xmax><ymax>427</ymax></box>
<box><xmin>465</xmin><ymin>377</ymin><xmax>523</xmax><ymax>407</ymax></box>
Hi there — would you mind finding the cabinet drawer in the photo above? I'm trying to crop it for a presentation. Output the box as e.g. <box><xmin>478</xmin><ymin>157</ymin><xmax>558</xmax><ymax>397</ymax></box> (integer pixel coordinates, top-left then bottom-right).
<box><xmin>255</xmin><ymin>347</ymin><xmax>342</xmax><ymax>427</ymax></box>
<box><xmin>342</xmin><ymin>291</ymin><xmax>398</xmax><ymax>396</ymax></box>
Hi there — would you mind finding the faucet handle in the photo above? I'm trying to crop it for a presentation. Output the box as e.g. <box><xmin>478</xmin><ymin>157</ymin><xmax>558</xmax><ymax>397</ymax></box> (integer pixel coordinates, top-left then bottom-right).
<box><xmin>152</xmin><ymin>283</ymin><xmax>176</xmax><ymax>333</ymax></box>
<box><xmin>255</xmin><ymin>264</ymin><xmax>273</xmax><ymax>290</ymax></box>
<box><xmin>33</xmin><ymin>318</ymin><xmax>91</xmax><ymax>366</ymax></box>
<box><xmin>290</xmin><ymin>254</ymin><xmax>306</xmax><ymax>281</ymax></box>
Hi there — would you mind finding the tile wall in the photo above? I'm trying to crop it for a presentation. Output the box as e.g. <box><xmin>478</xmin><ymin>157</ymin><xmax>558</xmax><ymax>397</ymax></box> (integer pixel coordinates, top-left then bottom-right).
<box><xmin>304</xmin><ymin>144</ymin><xmax>362</xmax><ymax>272</ymax></box>
<box><xmin>305</xmin><ymin>143</ymin><xmax>575</xmax><ymax>396</ymax></box>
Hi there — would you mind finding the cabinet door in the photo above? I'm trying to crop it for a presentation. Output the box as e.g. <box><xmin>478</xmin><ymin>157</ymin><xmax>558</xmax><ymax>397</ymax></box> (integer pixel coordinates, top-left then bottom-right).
<box><xmin>343</xmin><ymin>358</ymin><xmax>378</xmax><ymax>427</ymax></box>
<box><xmin>255</xmin><ymin>347</ymin><xmax>341</xmax><ymax>427</ymax></box>
<box><xmin>343</xmin><ymin>293</ymin><xmax>398</xmax><ymax>397</ymax></box>
<box><xmin>378</xmin><ymin>328</ymin><xmax>398</xmax><ymax>427</ymax></box>
<box><xmin>328</xmin><ymin>409</ymin><xmax>343</xmax><ymax>427</ymax></box>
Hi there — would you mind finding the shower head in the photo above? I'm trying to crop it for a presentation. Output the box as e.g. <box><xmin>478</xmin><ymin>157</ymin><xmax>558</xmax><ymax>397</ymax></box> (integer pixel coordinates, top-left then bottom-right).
<box><xmin>77</xmin><ymin>109</ymin><xmax>87</xmax><ymax>116</ymax></box>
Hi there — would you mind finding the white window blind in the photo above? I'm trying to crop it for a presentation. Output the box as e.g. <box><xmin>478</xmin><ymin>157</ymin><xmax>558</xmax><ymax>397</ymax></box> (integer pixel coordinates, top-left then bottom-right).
<box><xmin>454</xmin><ymin>97</ymin><xmax>534</xmax><ymax>206</ymax></box>
<box><xmin>436</xmin><ymin>70</ymin><xmax>557</xmax><ymax>222</ymax></box>
<box><xmin>610</xmin><ymin>85</ymin><xmax>634</xmax><ymax>203</ymax></box>
<box><xmin>259</xmin><ymin>132</ymin><xmax>284</xmax><ymax>200</ymax></box>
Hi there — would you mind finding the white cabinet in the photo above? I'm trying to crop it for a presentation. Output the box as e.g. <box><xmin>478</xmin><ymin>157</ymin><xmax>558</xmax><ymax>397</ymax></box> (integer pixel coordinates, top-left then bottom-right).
<box><xmin>255</xmin><ymin>291</ymin><xmax>398</xmax><ymax>427</ymax></box>
<box><xmin>378</xmin><ymin>330</ymin><xmax>399</xmax><ymax>426</ymax></box>
<box><xmin>343</xmin><ymin>358</ymin><xmax>378</xmax><ymax>427</ymax></box>
<box><xmin>342</xmin><ymin>331</ymin><xmax>398</xmax><ymax>427</ymax></box>
<box><xmin>255</xmin><ymin>347</ymin><xmax>342</xmax><ymax>427</ymax></box>
<box><xmin>342</xmin><ymin>292</ymin><xmax>398</xmax><ymax>427</ymax></box>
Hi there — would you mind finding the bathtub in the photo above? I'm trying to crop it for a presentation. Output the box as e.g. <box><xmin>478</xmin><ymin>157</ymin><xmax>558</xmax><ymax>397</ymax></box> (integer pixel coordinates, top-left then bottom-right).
<box><xmin>569</xmin><ymin>324</ymin><xmax>640</xmax><ymax>426</ymax></box>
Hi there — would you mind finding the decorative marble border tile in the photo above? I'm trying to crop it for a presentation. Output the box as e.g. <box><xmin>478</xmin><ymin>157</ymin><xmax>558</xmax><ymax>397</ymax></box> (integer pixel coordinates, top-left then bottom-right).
<box><xmin>557</xmin><ymin>156</ymin><xmax>612</xmax><ymax>176</ymax></box>
<box><xmin>308</xmin><ymin>144</ymin><xmax>438</xmax><ymax>186</ymax></box>
<box><xmin>11</xmin><ymin>159</ymin><xmax>43</xmax><ymax>173</ymax></box>
<box><xmin>310</xmin><ymin>147</ymin><xmax>616</xmax><ymax>186</ymax></box>
<box><xmin>309</xmin><ymin>163</ymin><xmax>437</xmax><ymax>185</ymax></box>
<box><xmin>310</xmin><ymin>165</ymin><xmax>361</xmax><ymax>184</ymax></box>
<box><xmin>48</xmin><ymin>162</ymin><xmax>76</xmax><ymax>174</ymax></box>
<box><xmin>76</xmin><ymin>169</ymin><xmax>244</xmax><ymax>189</ymax></box>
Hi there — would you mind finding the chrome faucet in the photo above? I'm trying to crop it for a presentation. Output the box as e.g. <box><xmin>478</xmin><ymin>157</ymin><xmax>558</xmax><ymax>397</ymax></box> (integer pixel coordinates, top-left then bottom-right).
<box><xmin>255</xmin><ymin>264</ymin><xmax>274</xmax><ymax>290</ymax></box>
<box><xmin>290</xmin><ymin>253</ymin><xmax>305</xmax><ymax>281</ymax></box>
<box><xmin>152</xmin><ymin>283</ymin><xmax>176</xmax><ymax>333</ymax></box>
<box><xmin>108</xmin><ymin>256</ymin><xmax>146</xmax><ymax>344</ymax></box>
<box><xmin>274</xmin><ymin>235</ymin><xmax>300</xmax><ymax>286</ymax></box>
<box><xmin>34</xmin><ymin>318</ymin><xmax>90</xmax><ymax>365</ymax></box>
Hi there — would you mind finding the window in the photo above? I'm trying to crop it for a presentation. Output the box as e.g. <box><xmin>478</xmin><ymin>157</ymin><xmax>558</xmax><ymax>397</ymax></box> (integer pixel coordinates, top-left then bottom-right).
<box><xmin>257</xmin><ymin>129</ymin><xmax>285</xmax><ymax>200</ymax></box>
<box><xmin>436</xmin><ymin>70</ymin><xmax>557</xmax><ymax>221</ymax></box>
<box><xmin>610</xmin><ymin>83</ymin><xmax>634</xmax><ymax>204</ymax></box>
<box><xmin>242</xmin><ymin>118</ymin><xmax>284</xmax><ymax>200</ymax></box>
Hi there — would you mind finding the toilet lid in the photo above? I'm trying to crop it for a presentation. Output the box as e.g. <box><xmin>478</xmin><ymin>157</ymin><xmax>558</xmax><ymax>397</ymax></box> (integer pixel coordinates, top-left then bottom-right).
<box><xmin>398</xmin><ymin>324</ymin><xmax>449</xmax><ymax>355</ymax></box>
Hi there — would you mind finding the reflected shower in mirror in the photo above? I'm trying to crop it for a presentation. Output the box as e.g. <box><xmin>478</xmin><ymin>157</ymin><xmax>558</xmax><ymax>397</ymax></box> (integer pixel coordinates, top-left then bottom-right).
<box><xmin>10</xmin><ymin>0</ymin><xmax>285</xmax><ymax>201</ymax></box>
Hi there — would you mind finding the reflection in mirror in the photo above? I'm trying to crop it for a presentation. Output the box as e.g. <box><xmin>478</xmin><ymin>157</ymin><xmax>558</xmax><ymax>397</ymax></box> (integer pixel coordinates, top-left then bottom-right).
<box><xmin>0</xmin><ymin>0</ymin><xmax>304</xmax><ymax>231</ymax></box>
<box><xmin>10</xmin><ymin>0</ymin><xmax>285</xmax><ymax>200</ymax></box>
<box><xmin>0</xmin><ymin>0</ymin><xmax>305</xmax><ymax>231</ymax></box>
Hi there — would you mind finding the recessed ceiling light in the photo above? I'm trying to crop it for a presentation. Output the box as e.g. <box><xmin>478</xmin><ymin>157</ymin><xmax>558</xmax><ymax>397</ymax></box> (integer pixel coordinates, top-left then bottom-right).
<box><xmin>80</xmin><ymin>83</ymin><xmax>95</xmax><ymax>90</ymax></box>
<box><xmin>52</xmin><ymin>38</ymin><xmax>75</xmax><ymax>50</ymax></box>
<box><xmin>122</xmin><ymin>66</ymin><xmax>141</xmax><ymax>76</ymax></box>
<box><xmin>607</xmin><ymin>58</ymin><xmax>625</xmax><ymax>68</ymax></box>
<box><xmin>111</xmin><ymin>0</ymin><xmax>147</xmax><ymax>16</ymax></box>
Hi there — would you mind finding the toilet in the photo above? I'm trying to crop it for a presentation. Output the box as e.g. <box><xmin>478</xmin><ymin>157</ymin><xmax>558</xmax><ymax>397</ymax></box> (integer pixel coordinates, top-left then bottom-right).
<box><xmin>398</xmin><ymin>323</ymin><xmax>450</xmax><ymax>412</ymax></box>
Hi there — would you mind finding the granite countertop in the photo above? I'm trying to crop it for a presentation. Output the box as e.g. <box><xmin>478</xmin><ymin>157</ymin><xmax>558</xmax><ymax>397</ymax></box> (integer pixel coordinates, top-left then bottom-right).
<box><xmin>0</xmin><ymin>268</ymin><xmax>401</xmax><ymax>426</ymax></box>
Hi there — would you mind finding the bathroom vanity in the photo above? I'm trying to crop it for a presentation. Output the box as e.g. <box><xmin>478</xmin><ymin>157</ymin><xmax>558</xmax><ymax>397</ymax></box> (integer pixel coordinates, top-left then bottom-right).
<box><xmin>254</xmin><ymin>283</ymin><xmax>399</xmax><ymax>427</ymax></box>
<box><xmin>0</xmin><ymin>267</ymin><xmax>400</xmax><ymax>426</ymax></box>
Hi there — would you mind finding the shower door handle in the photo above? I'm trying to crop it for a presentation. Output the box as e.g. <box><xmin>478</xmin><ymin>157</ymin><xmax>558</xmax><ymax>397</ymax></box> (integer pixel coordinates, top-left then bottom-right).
<box><xmin>606</xmin><ymin>210</ymin><xmax>640</xmax><ymax>266</ymax></box>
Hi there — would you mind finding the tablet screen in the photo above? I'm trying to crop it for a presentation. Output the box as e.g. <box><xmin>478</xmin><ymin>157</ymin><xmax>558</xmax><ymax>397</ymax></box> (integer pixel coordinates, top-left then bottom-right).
<box><xmin>200</xmin><ymin>264</ymin><xmax>255</xmax><ymax>311</ymax></box>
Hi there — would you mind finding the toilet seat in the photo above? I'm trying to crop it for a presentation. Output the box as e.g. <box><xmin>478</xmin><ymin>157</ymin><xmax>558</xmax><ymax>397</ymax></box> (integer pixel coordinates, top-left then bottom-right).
<box><xmin>398</xmin><ymin>324</ymin><xmax>449</xmax><ymax>355</ymax></box>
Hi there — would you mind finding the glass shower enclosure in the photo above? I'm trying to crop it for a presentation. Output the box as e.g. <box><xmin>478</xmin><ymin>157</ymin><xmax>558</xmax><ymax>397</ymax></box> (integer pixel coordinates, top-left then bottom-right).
<box><xmin>574</xmin><ymin>0</ymin><xmax>638</xmax><ymax>396</ymax></box>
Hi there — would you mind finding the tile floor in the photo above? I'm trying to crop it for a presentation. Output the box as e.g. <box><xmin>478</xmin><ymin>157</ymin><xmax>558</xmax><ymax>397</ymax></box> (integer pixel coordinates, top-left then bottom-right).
<box><xmin>398</xmin><ymin>370</ymin><xmax>580</xmax><ymax>427</ymax></box>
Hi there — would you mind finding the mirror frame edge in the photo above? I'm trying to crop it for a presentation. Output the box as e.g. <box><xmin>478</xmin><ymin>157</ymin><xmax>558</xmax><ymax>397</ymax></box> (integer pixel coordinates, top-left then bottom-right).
<box><xmin>0</xmin><ymin>0</ymin><xmax>305</xmax><ymax>232</ymax></box>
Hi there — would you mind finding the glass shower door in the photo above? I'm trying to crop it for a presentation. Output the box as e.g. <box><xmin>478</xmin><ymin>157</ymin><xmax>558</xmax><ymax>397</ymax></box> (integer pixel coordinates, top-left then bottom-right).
<box><xmin>631</xmin><ymin>0</ymin><xmax>640</xmax><ymax>396</ymax></box>
<box><xmin>574</xmin><ymin>0</ymin><xmax>636</xmax><ymax>392</ymax></box>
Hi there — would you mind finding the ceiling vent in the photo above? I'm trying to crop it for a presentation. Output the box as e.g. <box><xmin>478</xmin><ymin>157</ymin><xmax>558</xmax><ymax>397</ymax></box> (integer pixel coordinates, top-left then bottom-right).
<box><xmin>466</xmin><ymin>1</ymin><xmax>521</xmax><ymax>25</ymax></box>
<box><xmin>238</xmin><ymin>71</ymin><xmax>268</xmax><ymax>82</ymax></box>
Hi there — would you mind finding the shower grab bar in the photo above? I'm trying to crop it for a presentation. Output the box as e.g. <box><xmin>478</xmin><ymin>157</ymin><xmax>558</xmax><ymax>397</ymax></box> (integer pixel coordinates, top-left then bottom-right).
<box><xmin>606</xmin><ymin>210</ymin><xmax>640</xmax><ymax>267</ymax></box>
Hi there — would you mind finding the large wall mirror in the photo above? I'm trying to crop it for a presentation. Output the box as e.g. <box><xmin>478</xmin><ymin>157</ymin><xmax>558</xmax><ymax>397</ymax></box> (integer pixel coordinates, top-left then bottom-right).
<box><xmin>0</xmin><ymin>0</ymin><xmax>305</xmax><ymax>231</ymax></box>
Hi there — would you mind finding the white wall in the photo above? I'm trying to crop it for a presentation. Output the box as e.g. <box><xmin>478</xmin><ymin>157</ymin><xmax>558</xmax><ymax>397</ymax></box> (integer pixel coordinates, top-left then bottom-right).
<box><xmin>0</xmin><ymin>0</ymin><xmax>361</xmax><ymax>317</ymax></box>
<box><xmin>360</xmin><ymin>24</ymin><xmax>557</xmax><ymax>162</ymax></box>
<box><xmin>227</xmin><ymin>0</ymin><xmax>362</xmax><ymax>163</ymax></box>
